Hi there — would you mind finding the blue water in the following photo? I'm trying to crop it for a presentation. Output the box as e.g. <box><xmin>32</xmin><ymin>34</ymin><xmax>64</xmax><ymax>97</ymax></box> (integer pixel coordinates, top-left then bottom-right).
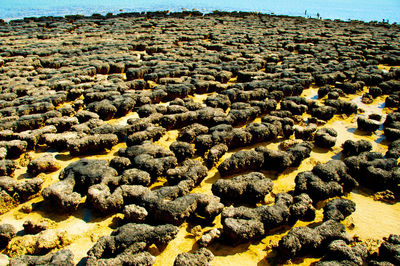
<box><xmin>1</xmin><ymin>0</ymin><xmax>399</xmax><ymax>23</ymax></box>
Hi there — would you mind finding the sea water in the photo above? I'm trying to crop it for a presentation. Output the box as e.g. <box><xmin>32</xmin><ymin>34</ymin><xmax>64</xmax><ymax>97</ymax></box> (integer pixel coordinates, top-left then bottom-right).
<box><xmin>0</xmin><ymin>0</ymin><xmax>399</xmax><ymax>23</ymax></box>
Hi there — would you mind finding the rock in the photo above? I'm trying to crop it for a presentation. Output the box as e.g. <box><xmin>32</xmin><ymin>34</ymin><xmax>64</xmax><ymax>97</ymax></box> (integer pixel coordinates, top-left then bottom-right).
<box><xmin>342</xmin><ymin>140</ymin><xmax>372</xmax><ymax>157</ymax></box>
<box><xmin>277</xmin><ymin>220</ymin><xmax>351</xmax><ymax>259</ymax></box>
<box><xmin>295</xmin><ymin>160</ymin><xmax>358</xmax><ymax>201</ymax></box>
<box><xmin>0</xmin><ymin>224</ymin><xmax>16</xmax><ymax>249</ymax></box>
<box><xmin>205</xmin><ymin>94</ymin><xmax>231</xmax><ymax>110</ymax></box>
<box><xmin>6</xmin><ymin>229</ymin><xmax>70</xmax><ymax>258</ymax></box>
<box><xmin>228</xmin><ymin>128</ymin><xmax>254</xmax><ymax>148</ymax></box>
<box><xmin>209</xmin><ymin>124</ymin><xmax>233</xmax><ymax>144</ymax></box>
<box><xmin>318</xmin><ymin>86</ymin><xmax>343</xmax><ymax>98</ymax></box>
<box><xmin>218</xmin><ymin>150</ymin><xmax>264</xmax><ymax>176</ymax></box>
<box><xmin>174</xmin><ymin>248</ymin><xmax>214</xmax><ymax>266</ymax></box>
<box><xmin>41</xmin><ymin>179</ymin><xmax>81</xmax><ymax>212</ymax></box>
<box><xmin>386</xmin><ymin>94</ymin><xmax>400</xmax><ymax>108</ymax></box>
<box><xmin>164</xmin><ymin>84</ymin><xmax>195</xmax><ymax>101</ymax></box>
<box><xmin>285</xmin><ymin>141</ymin><xmax>313</xmax><ymax>166</ymax></box>
<box><xmin>27</xmin><ymin>154</ymin><xmax>60</xmax><ymax>175</ymax></box>
<box><xmin>386</xmin><ymin>139</ymin><xmax>400</xmax><ymax>159</ymax></box>
<box><xmin>250</xmin><ymin>99</ymin><xmax>277</xmax><ymax>114</ymax></box>
<box><xmin>327</xmin><ymin>91</ymin><xmax>340</xmax><ymax>99</ymax></box>
<box><xmin>9</xmin><ymin>249</ymin><xmax>74</xmax><ymax>266</ymax></box>
<box><xmin>42</xmin><ymin>159</ymin><xmax>118</xmax><ymax>211</ymax></box>
<box><xmin>204</xmin><ymin>144</ymin><xmax>228</xmax><ymax>168</ymax></box>
<box><xmin>281</xmin><ymin>100</ymin><xmax>307</xmax><ymax>115</ymax></box>
<box><xmin>289</xmin><ymin>193</ymin><xmax>316</xmax><ymax>222</ymax></box>
<box><xmin>370</xmin><ymin>234</ymin><xmax>400</xmax><ymax>265</ymax></box>
<box><xmin>245</xmin><ymin>122</ymin><xmax>280</xmax><ymax>143</ymax></box>
<box><xmin>84</xmin><ymin>161</ymin><xmax>220</xmax><ymax>220</ymax></box>
<box><xmin>196</xmin><ymin>107</ymin><xmax>230</xmax><ymax>128</ymax></box>
<box><xmin>357</xmin><ymin>115</ymin><xmax>382</xmax><ymax>132</ymax></box>
<box><xmin>198</xmin><ymin>228</ymin><xmax>221</xmax><ymax>247</ymax></box>
<box><xmin>212</xmin><ymin>172</ymin><xmax>273</xmax><ymax>204</ymax></box>
<box><xmin>42</xmin><ymin>132</ymin><xmax>81</xmax><ymax>150</ymax></box>
<box><xmin>314</xmin><ymin>128</ymin><xmax>337</xmax><ymax>148</ymax></box>
<box><xmin>123</xmin><ymin>204</ymin><xmax>148</xmax><ymax>223</ymax></box>
<box><xmin>0</xmin><ymin>147</ymin><xmax>6</xmax><ymax>160</ymax></box>
<box><xmin>369</xmin><ymin>86</ymin><xmax>382</xmax><ymax>98</ymax></box>
<box><xmin>137</xmin><ymin>104</ymin><xmax>159</xmax><ymax>118</ymax></box>
<box><xmin>222</xmin><ymin>217</ymin><xmax>265</xmax><ymax>244</ymax></box>
<box><xmin>89</xmin><ymin>124</ymin><xmax>127</xmax><ymax>141</ymax></box>
<box><xmin>61</xmin><ymin>159</ymin><xmax>118</xmax><ymax>188</ymax></box>
<box><xmin>66</xmin><ymin>133</ymin><xmax>118</xmax><ymax>155</ymax></box>
<box><xmin>336</xmin><ymin>81</ymin><xmax>364</xmax><ymax>94</ymax></box>
<box><xmin>373</xmin><ymin>189</ymin><xmax>397</xmax><ymax>204</ymax></box>
<box><xmin>110</xmin><ymin>62</ymin><xmax>125</xmax><ymax>74</ymax></box>
<box><xmin>362</xmin><ymin>93</ymin><xmax>373</xmax><ymax>104</ymax></box>
<box><xmin>45</xmin><ymin>116</ymin><xmax>79</xmax><ymax>132</ymax></box>
<box><xmin>148</xmin><ymin>193</ymin><xmax>224</xmax><ymax>225</ymax></box>
<box><xmin>119</xmin><ymin>142</ymin><xmax>177</xmax><ymax>179</ymax></box>
<box><xmin>344</xmin><ymin>152</ymin><xmax>399</xmax><ymax>194</ymax></box>
<box><xmin>237</xmin><ymin>71</ymin><xmax>266</xmax><ymax>82</ymax></box>
<box><xmin>23</xmin><ymin>220</ymin><xmax>50</xmax><ymax>235</ymax></box>
<box><xmin>17</xmin><ymin>125</ymin><xmax>57</xmax><ymax>150</ymax></box>
<box><xmin>86</xmin><ymin>223</ymin><xmax>178</xmax><ymax>264</ymax></box>
<box><xmin>87</xmin><ymin>100</ymin><xmax>118</xmax><ymax>120</ymax></box>
<box><xmin>169</xmin><ymin>141</ymin><xmax>195</xmax><ymax>162</ymax></box>
<box><xmin>221</xmin><ymin>193</ymin><xmax>293</xmax><ymax>243</ymax></box>
<box><xmin>0</xmin><ymin>140</ymin><xmax>28</xmax><ymax>158</ymax></box>
<box><xmin>309</xmin><ymin>106</ymin><xmax>336</xmax><ymax>121</ymax></box>
<box><xmin>0</xmin><ymin>176</ymin><xmax>44</xmax><ymax>201</ymax></box>
<box><xmin>294</xmin><ymin>124</ymin><xmax>317</xmax><ymax>141</ymax></box>
<box><xmin>87</xmin><ymin>183</ymin><xmax>125</xmax><ymax>213</ymax></box>
<box><xmin>325</xmin><ymin>99</ymin><xmax>357</xmax><ymax>115</ymax></box>
<box><xmin>13</xmin><ymin>114</ymin><xmax>45</xmax><ymax>132</ymax></box>
<box><xmin>255</xmin><ymin>142</ymin><xmax>313</xmax><ymax>172</ymax></box>
<box><xmin>2</xmin><ymin>12</ymin><xmax>400</xmax><ymax>265</ymax></box>
<box><xmin>74</xmin><ymin>110</ymin><xmax>100</xmax><ymax>123</ymax></box>
<box><xmin>228</xmin><ymin>105</ymin><xmax>259</xmax><ymax>127</ymax></box>
<box><xmin>133</xmin><ymin>154</ymin><xmax>177</xmax><ymax>180</ymax></box>
<box><xmin>279</xmin><ymin>139</ymin><xmax>303</xmax><ymax>151</ymax></box>
<box><xmin>323</xmin><ymin>198</ymin><xmax>356</xmax><ymax>222</ymax></box>
<box><xmin>126</xmin><ymin>125</ymin><xmax>165</xmax><ymax>146</ymax></box>
<box><xmin>315</xmin><ymin>240</ymin><xmax>367</xmax><ymax>265</ymax></box>
<box><xmin>384</xmin><ymin>112</ymin><xmax>400</xmax><ymax>140</ymax></box>
<box><xmin>109</xmin><ymin>157</ymin><xmax>132</xmax><ymax>174</ymax></box>
<box><xmin>120</xmin><ymin>168</ymin><xmax>151</xmax><ymax>186</ymax></box>
<box><xmin>166</xmin><ymin>160</ymin><xmax>208</xmax><ymax>187</ymax></box>
<box><xmin>0</xmin><ymin>160</ymin><xmax>17</xmax><ymax>176</ymax></box>
<box><xmin>58</xmin><ymin>104</ymin><xmax>75</xmax><ymax>116</ymax></box>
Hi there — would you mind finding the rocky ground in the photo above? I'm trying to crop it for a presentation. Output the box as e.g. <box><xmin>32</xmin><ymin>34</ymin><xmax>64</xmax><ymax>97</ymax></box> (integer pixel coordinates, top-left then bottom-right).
<box><xmin>0</xmin><ymin>10</ymin><xmax>400</xmax><ymax>265</ymax></box>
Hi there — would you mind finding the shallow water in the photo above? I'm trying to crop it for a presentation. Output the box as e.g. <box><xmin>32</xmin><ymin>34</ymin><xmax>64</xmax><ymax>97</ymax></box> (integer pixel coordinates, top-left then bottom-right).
<box><xmin>1</xmin><ymin>0</ymin><xmax>400</xmax><ymax>23</ymax></box>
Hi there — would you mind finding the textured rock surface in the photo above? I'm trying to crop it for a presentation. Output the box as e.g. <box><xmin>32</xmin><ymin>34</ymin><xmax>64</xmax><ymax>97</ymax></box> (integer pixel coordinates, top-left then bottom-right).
<box><xmin>212</xmin><ymin>172</ymin><xmax>273</xmax><ymax>204</ymax></box>
<box><xmin>0</xmin><ymin>10</ymin><xmax>399</xmax><ymax>266</ymax></box>
<box><xmin>86</xmin><ymin>223</ymin><xmax>178</xmax><ymax>265</ymax></box>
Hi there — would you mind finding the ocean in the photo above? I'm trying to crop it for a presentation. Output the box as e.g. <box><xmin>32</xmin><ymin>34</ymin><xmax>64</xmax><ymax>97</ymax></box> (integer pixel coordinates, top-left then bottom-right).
<box><xmin>1</xmin><ymin>0</ymin><xmax>400</xmax><ymax>23</ymax></box>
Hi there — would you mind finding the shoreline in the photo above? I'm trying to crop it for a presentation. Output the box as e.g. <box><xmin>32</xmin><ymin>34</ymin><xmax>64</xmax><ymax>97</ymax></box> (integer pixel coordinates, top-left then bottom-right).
<box><xmin>1</xmin><ymin>10</ymin><xmax>398</xmax><ymax>26</ymax></box>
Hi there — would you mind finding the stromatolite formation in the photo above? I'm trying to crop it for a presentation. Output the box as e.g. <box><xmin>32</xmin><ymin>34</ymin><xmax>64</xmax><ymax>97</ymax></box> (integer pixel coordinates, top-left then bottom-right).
<box><xmin>0</xmin><ymin>10</ymin><xmax>399</xmax><ymax>265</ymax></box>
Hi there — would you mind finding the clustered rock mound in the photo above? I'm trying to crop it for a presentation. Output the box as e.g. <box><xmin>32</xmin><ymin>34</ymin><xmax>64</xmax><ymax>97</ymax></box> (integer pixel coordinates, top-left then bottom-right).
<box><xmin>0</xmin><ymin>10</ymin><xmax>399</xmax><ymax>265</ymax></box>
<box><xmin>86</xmin><ymin>223</ymin><xmax>179</xmax><ymax>265</ymax></box>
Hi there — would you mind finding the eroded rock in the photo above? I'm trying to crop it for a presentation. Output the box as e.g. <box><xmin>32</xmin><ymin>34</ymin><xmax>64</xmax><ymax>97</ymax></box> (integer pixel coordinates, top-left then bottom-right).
<box><xmin>212</xmin><ymin>172</ymin><xmax>273</xmax><ymax>204</ymax></box>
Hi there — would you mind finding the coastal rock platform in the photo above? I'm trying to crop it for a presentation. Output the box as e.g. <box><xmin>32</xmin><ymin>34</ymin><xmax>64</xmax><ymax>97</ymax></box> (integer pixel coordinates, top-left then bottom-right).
<box><xmin>0</xmin><ymin>11</ymin><xmax>400</xmax><ymax>265</ymax></box>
